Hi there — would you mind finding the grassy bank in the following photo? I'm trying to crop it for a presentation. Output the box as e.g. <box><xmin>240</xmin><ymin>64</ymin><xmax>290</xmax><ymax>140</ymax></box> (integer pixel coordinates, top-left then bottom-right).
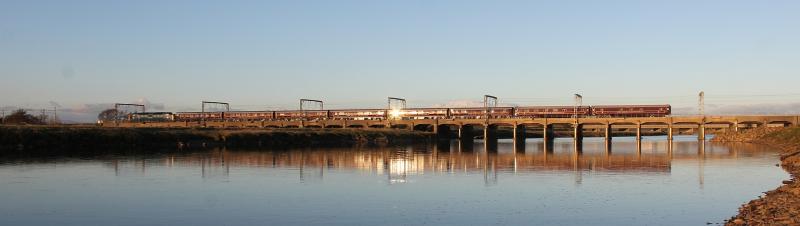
<box><xmin>711</xmin><ymin>127</ymin><xmax>800</xmax><ymax>225</ymax></box>
<box><xmin>0</xmin><ymin>126</ymin><xmax>434</xmax><ymax>155</ymax></box>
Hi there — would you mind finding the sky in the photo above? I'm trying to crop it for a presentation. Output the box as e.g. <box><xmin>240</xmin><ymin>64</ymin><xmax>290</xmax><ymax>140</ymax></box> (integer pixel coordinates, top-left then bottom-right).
<box><xmin>1</xmin><ymin>0</ymin><xmax>799</xmax><ymax>121</ymax></box>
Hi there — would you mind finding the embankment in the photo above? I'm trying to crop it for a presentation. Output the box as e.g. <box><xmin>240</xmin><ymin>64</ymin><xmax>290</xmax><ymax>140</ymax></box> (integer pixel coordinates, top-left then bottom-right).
<box><xmin>0</xmin><ymin>126</ymin><xmax>434</xmax><ymax>155</ymax></box>
<box><xmin>712</xmin><ymin>127</ymin><xmax>800</xmax><ymax>225</ymax></box>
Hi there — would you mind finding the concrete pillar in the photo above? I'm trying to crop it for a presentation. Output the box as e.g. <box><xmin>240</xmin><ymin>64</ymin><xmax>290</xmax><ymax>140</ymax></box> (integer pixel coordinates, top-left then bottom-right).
<box><xmin>484</xmin><ymin>125</ymin><xmax>498</xmax><ymax>152</ymax></box>
<box><xmin>699</xmin><ymin>141</ymin><xmax>706</xmax><ymax>155</ymax></box>
<box><xmin>636</xmin><ymin>123</ymin><xmax>642</xmax><ymax>140</ymax></box>
<box><xmin>457</xmin><ymin>126</ymin><xmax>463</xmax><ymax>139</ymax></box>
<box><xmin>604</xmin><ymin>124</ymin><xmax>612</xmax><ymax>152</ymax></box>
<box><xmin>483</xmin><ymin>125</ymin><xmax>497</xmax><ymax>140</ymax></box>
<box><xmin>733</xmin><ymin>121</ymin><xmax>739</xmax><ymax>132</ymax></box>
<box><xmin>542</xmin><ymin>124</ymin><xmax>548</xmax><ymax>142</ymax></box>
<box><xmin>543</xmin><ymin>124</ymin><xmax>554</xmax><ymax>149</ymax></box>
<box><xmin>667</xmin><ymin>125</ymin><xmax>674</xmax><ymax>140</ymax></box>
<box><xmin>433</xmin><ymin>124</ymin><xmax>439</xmax><ymax>134</ymax></box>
<box><xmin>573</xmin><ymin>124</ymin><xmax>583</xmax><ymax>140</ymax></box>
<box><xmin>573</xmin><ymin>123</ymin><xmax>583</xmax><ymax>148</ymax></box>
<box><xmin>698</xmin><ymin>124</ymin><xmax>706</xmax><ymax>141</ymax></box>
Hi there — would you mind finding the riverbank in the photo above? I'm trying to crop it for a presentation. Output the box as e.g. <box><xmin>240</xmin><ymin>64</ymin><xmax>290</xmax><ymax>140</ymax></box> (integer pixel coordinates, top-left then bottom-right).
<box><xmin>711</xmin><ymin>127</ymin><xmax>800</xmax><ymax>225</ymax></box>
<box><xmin>0</xmin><ymin>126</ymin><xmax>434</xmax><ymax>155</ymax></box>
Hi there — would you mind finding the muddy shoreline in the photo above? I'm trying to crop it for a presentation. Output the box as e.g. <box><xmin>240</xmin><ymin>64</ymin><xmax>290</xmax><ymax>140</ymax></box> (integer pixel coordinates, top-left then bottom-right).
<box><xmin>712</xmin><ymin>127</ymin><xmax>800</xmax><ymax>225</ymax></box>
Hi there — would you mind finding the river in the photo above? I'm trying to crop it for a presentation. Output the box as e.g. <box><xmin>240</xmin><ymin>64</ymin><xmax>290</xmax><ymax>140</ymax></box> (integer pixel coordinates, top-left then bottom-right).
<box><xmin>0</xmin><ymin>136</ymin><xmax>788</xmax><ymax>225</ymax></box>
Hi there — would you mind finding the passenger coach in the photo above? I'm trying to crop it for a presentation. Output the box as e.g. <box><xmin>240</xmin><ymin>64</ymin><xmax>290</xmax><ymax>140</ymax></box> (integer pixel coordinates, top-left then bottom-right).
<box><xmin>515</xmin><ymin>106</ymin><xmax>591</xmax><ymax>118</ymax></box>
<box><xmin>330</xmin><ymin>109</ymin><xmax>388</xmax><ymax>120</ymax></box>
<box><xmin>591</xmin><ymin>105</ymin><xmax>671</xmax><ymax>117</ymax></box>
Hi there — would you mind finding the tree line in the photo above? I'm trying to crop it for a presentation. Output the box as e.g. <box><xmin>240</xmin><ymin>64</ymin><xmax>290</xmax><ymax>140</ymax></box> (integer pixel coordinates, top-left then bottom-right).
<box><xmin>1</xmin><ymin>109</ymin><xmax>49</xmax><ymax>125</ymax></box>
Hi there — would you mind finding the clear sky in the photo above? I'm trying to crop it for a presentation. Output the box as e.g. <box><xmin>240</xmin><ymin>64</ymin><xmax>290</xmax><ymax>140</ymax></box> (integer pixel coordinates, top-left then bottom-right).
<box><xmin>1</xmin><ymin>0</ymin><xmax>799</xmax><ymax>120</ymax></box>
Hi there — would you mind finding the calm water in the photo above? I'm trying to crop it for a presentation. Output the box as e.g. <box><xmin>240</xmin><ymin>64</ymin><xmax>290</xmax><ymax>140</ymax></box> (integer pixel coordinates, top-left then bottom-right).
<box><xmin>0</xmin><ymin>136</ymin><xmax>788</xmax><ymax>226</ymax></box>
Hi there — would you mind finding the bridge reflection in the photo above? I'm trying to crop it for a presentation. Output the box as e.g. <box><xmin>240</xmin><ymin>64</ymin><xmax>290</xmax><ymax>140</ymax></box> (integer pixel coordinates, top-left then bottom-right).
<box><xmin>104</xmin><ymin>139</ymin><xmax>775</xmax><ymax>186</ymax></box>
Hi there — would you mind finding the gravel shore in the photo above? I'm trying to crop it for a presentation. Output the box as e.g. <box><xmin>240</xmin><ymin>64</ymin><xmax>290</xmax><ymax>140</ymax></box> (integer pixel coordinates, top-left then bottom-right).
<box><xmin>712</xmin><ymin>127</ymin><xmax>800</xmax><ymax>225</ymax></box>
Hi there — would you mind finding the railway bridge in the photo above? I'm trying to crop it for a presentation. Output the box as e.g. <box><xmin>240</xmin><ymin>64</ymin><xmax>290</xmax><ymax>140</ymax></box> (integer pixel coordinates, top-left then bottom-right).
<box><xmin>110</xmin><ymin>115</ymin><xmax>798</xmax><ymax>144</ymax></box>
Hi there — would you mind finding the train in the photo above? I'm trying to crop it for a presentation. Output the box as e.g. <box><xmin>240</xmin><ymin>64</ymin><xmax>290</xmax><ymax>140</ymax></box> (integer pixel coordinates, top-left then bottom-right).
<box><xmin>125</xmin><ymin>105</ymin><xmax>671</xmax><ymax>122</ymax></box>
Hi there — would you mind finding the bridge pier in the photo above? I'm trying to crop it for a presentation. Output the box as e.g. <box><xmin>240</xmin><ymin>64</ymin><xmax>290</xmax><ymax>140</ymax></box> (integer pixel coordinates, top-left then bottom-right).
<box><xmin>698</xmin><ymin>124</ymin><xmax>706</xmax><ymax>141</ymax></box>
<box><xmin>604</xmin><ymin>123</ymin><xmax>612</xmax><ymax>151</ymax></box>
<box><xmin>573</xmin><ymin>123</ymin><xmax>583</xmax><ymax>151</ymax></box>
<box><xmin>667</xmin><ymin>125</ymin><xmax>673</xmax><ymax>140</ymax></box>
<box><xmin>699</xmin><ymin>141</ymin><xmax>706</xmax><ymax>155</ymax></box>
<box><xmin>636</xmin><ymin>123</ymin><xmax>642</xmax><ymax>141</ymax></box>
<box><xmin>484</xmin><ymin>125</ymin><xmax>498</xmax><ymax>152</ymax></box>
<box><xmin>733</xmin><ymin>121</ymin><xmax>739</xmax><ymax>132</ymax></box>
<box><xmin>483</xmin><ymin>125</ymin><xmax>497</xmax><ymax>140</ymax></box>
<box><xmin>543</xmin><ymin>124</ymin><xmax>554</xmax><ymax>151</ymax></box>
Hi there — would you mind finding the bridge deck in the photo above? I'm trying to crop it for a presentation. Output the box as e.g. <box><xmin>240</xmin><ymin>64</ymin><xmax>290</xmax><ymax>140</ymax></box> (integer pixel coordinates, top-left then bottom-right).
<box><xmin>105</xmin><ymin>115</ymin><xmax>799</xmax><ymax>141</ymax></box>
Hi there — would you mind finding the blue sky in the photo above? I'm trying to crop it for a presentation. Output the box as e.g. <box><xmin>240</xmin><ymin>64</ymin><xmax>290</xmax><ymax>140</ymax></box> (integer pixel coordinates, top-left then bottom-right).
<box><xmin>1</xmin><ymin>0</ymin><xmax>799</xmax><ymax>120</ymax></box>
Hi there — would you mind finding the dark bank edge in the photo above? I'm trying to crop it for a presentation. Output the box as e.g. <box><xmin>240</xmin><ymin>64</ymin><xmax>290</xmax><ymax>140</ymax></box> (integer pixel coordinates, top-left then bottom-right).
<box><xmin>0</xmin><ymin>126</ymin><xmax>435</xmax><ymax>156</ymax></box>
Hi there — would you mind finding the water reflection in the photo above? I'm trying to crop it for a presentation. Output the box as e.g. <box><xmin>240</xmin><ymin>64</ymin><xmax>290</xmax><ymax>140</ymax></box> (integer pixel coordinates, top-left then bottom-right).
<box><xmin>101</xmin><ymin>137</ymin><xmax>771</xmax><ymax>186</ymax></box>
<box><xmin>0</xmin><ymin>136</ymin><xmax>789</xmax><ymax>226</ymax></box>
